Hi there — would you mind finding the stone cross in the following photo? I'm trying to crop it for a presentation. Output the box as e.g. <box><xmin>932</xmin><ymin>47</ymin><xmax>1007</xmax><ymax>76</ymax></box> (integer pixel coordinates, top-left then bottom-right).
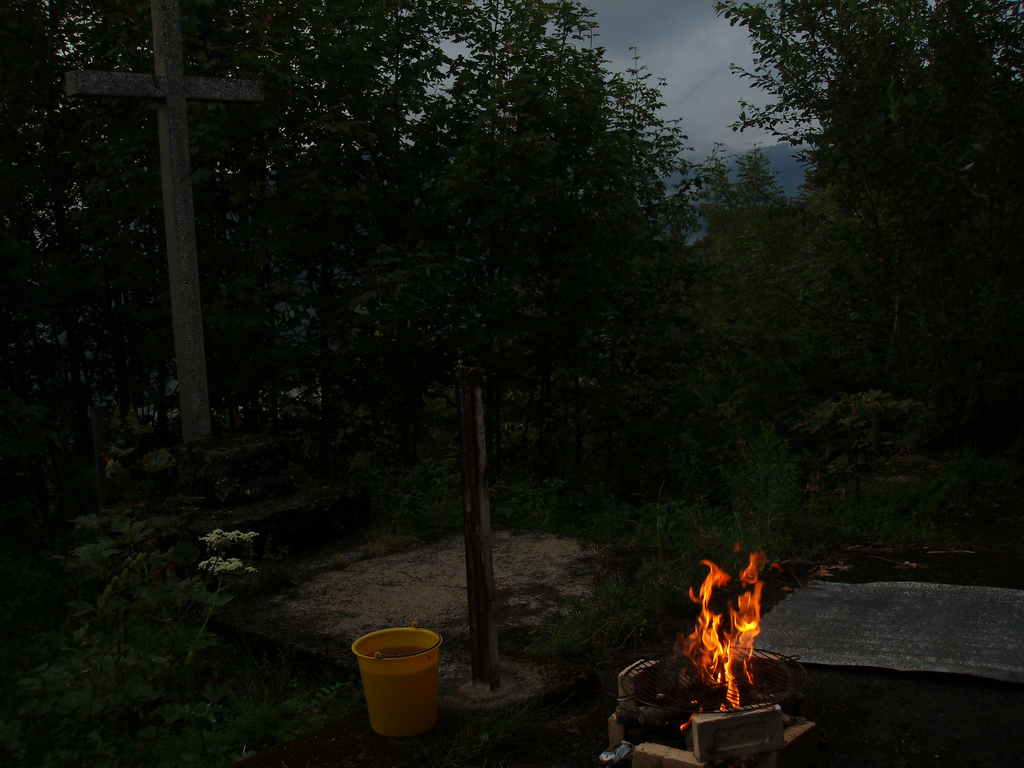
<box><xmin>66</xmin><ymin>0</ymin><xmax>263</xmax><ymax>443</ymax></box>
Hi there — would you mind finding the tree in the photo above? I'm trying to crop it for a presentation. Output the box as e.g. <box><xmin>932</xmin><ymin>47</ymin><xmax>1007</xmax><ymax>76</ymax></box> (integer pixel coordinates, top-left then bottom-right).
<box><xmin>421</xmin><ymin>3</ymin><xmax>694</xmax><ymax>484</ymax></box>
<box><xmin>2</xmin><ymin>0</ymin><xmax>700</xmax><ymax>512</ymax></box>
<box><xmin>691</xmin><ymin>148</ymin><xmax>808</xmax><ymax>432</ymax></box>
<box><xmin>717</xmin><ymin>0</ymin><xmax>1024</xmax><ymax>443</ymax></box>
<box><xmin>1</xmin><ymin>1</ymin><xmax>169</xmax><ymax>523</ymax></box>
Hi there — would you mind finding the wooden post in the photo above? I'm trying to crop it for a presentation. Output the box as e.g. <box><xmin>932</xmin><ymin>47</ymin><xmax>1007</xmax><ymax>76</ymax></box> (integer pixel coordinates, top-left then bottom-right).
<box><xmin>456</xmin><ymin>367</ymin><xmax>500</xmax><ymax>690</ymax></box>
<box><xmin>91</xmin><ymin>405</ymin><xmax>111</xmax><ymax>508</ymax></box>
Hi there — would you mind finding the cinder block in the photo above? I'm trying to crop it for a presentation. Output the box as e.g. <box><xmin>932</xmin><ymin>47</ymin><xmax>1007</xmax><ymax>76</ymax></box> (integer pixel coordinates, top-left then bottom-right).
<box><xmin>632</xmin><ymin>742</ymin><xmax>710</xmax><ymax>768</ymax></box>
<box><xmin>607</xmin><ymin>713</ymin><xmax>626</xmax><ymax>749</ymax></box>
<box><xmin>691</xmin><ymin>704</ymin><xmax>784</xmax><ymax>762</ymax></box>
<box><xmin>627</xmin><ymin>717</ymin><xmax>818</xmax><ymax>768</ymax></box>
<box><xmin>775</xmin><ymin>720</ymin><xmax>819</xmax><ymax>768</ymax></box>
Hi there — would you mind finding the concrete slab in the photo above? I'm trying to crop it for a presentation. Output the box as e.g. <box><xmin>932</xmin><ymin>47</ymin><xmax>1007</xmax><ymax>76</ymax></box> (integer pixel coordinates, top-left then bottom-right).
<box><xmin>218</xmin><ymin>529</ymin><xmax>601</xmax><ymax>711</ymax></box>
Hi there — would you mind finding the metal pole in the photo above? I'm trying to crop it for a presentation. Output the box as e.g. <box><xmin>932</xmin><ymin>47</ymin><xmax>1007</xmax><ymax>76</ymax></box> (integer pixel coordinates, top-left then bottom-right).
<box><xmin>456</xmin><ymin>367</ymin><xmax>500</xmax><ymax>689</ymax></box>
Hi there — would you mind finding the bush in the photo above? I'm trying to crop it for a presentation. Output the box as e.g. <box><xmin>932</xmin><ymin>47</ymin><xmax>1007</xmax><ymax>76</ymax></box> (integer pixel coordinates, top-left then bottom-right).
<box><xmin>7</xmin><ymin>506</ymin><xmax>235</xmax><ymax>767</ymax></box>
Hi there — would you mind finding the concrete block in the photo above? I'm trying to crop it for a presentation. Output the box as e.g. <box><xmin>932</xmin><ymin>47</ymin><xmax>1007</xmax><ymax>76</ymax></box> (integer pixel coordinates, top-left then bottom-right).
<box><xmin>691</xmin><ymin>704</ymin><xmax>784</xmax><ymax>762</ymax></box>
<box><xmin>632</xmin><ymin>742</ymin><xmax>710</xmax><ymax>768</ymax></box>
<box><xmin>607</xmin><ymin>713</ymin><xmax>626</xmax><ymax>749</ymax></box>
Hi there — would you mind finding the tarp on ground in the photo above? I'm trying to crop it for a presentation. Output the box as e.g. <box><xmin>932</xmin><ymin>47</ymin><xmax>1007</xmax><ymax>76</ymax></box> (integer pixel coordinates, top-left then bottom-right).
<box><xmin>755</xmin><ymin>580</ymin><xmax>1024</xmax><ymax>683</ymax></box>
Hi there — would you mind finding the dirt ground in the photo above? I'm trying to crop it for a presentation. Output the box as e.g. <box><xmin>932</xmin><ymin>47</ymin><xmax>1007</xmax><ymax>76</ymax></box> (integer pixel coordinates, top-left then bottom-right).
<box><xmin>238</xmin><ymin>485</ymin><xmax>1024</xmax><ymax>768</ymax></box>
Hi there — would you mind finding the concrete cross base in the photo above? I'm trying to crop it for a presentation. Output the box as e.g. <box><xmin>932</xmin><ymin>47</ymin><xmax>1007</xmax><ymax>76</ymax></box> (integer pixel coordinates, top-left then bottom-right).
<box><xmin>170</xmin><ymin>433</ymin><xmax>298</xmax><ymax>508</ymax></box>
<box><xmin>175</xmin><ymin>479</ymin><xmax>370</xmax><ymax>556</ymax></box>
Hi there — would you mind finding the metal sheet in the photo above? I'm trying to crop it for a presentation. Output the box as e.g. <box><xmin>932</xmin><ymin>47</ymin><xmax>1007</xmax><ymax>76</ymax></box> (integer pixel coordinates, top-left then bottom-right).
<box><xmin>756</xmin><ymin>580</ymin><xmax>1024</xmax><ymax>683</ymax></box>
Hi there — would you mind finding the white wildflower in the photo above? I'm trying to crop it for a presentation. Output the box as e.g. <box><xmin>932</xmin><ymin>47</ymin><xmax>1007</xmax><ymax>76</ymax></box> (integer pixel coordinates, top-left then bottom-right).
<box><xmin>198</xmin><ymin>556</ymin><xmax>257</xmax><ymax>576</ymax></box>
<box><xmin>199</xmin><ymin>529</ymin><xmax>258</xmax><ymax>548</ymax></box>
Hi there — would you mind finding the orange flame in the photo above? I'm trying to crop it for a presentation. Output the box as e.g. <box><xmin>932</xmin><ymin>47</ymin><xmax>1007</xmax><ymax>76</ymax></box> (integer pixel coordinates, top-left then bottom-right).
<box><xmin>679</xmin><ymin>712</ymin><xmax>696</xmax><ymax>734</ymax></box>
<box><xmin>676</xmin><ymin>551</ymin><xmax>767</xmax><ymax>712</ymax></box>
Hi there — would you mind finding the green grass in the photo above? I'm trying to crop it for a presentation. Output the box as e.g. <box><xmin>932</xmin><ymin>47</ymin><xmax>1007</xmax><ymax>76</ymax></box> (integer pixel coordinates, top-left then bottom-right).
<box><xmin>412</xmin><ymin>704</ymin><xmax>556</xmax><ymax>768</ymax></box>
<box><xmin>491</xmin><ymin>442</ymin><xmax>1021</xmax><ymax>670</ymax></box>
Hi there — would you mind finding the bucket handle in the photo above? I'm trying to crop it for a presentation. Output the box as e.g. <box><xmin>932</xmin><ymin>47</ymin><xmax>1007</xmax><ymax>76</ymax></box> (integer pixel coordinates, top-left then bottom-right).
<box><xmin>372</xmin><ymin>622</ymin><xmax>440</xmax><ymax>658</ymax></box>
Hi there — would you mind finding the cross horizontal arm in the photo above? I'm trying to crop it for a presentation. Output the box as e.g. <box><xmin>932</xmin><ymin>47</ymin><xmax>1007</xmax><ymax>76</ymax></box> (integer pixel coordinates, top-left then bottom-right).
<box><xmin>66</xmin><ymin>71</ymin><xmax>263</xmax><ymax>103</ymax></box>
<box><xmin>182</xmin><ymin>76</ymin><xmax>263</xmax><ymax>103</ymax></box>
<box><xmin>67</xmin><ymin>70</ymin><xmax>165</xmax><ymax>98</ymax></box>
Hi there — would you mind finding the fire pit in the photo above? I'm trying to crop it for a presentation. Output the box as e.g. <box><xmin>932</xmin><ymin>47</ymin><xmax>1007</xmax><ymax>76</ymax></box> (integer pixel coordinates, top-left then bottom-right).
<box><xmin>606</xmin><ymin>553</ymin><xmax>819</xmax><ymax>767</ymax></box>
<box><xmin>620</xmin><ymin>649</ymin><xmax>806</xmax><ymax>714</ymax></box>
<box><xmin>611</xmin><ymin>655</ymin><xmax>816</xmax><ymax>766</ymax></box>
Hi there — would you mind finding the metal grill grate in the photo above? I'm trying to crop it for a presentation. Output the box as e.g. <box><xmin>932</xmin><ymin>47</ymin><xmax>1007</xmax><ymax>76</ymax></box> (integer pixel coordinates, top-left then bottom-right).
<box><xmin>619</xmin><ymin>650</ymin><xmax>806</xmax><ymax>713</ymax></box>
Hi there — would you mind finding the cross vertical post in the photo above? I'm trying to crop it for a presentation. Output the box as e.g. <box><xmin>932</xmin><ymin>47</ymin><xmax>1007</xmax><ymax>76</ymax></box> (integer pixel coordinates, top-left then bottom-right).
<box><xmin>153</xmin><ymin>0</ymin><xmax>208</xmax><ymax>443</ymax></box>
<box><xmin>66</xmin><ymin>0</ymin><xmax>263</xmax><ymax>443</ymax></box>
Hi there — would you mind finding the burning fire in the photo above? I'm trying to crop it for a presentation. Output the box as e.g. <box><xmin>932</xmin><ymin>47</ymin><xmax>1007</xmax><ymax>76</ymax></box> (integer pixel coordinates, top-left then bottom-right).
<box><xmin>675</xmin><ymin>551</ymin><xmax>767</xmax><ymax>710</ymax></box>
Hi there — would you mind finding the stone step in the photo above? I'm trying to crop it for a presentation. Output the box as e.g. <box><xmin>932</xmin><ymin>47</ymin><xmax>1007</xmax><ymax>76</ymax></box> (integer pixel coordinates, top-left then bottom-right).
<box><xmin>176</xmin><ymin>478</ymin><xmax>370</xmax><ymax>556</ymax></box>
<box><xmin>161</xmin><ymin>433</ymin><xmax>370</xmax><ymax>555</ymax></box>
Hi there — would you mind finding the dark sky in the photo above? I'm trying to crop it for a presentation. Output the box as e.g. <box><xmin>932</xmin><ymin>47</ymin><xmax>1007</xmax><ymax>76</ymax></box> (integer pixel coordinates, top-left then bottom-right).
<box><xmin>583</xmin><ymin>0</ymin><xmax>805</xmax><ymax>193</ymax></box>
<box><xmin>583</xmin><ymin>0</ymin><xmax>775</xmax><ymax>157</ymax></box>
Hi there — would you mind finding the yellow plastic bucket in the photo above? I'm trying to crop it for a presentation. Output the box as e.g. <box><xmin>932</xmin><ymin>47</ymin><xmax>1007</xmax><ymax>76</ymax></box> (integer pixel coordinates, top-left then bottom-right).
<box><xmin>351</xmin><ymin>623</ymin><xmax>442</xmax><ymax>737</ymax></box>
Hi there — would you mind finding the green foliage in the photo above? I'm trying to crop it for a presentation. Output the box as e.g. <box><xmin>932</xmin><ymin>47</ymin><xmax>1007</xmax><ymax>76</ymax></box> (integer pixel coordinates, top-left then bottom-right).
<box><xmin>8</xmin><ymin>506</ymin><xmax>225</xmax><ymax>767</ymax></box>
<box><xmin>525</xmin><ymin>431</ymin><xmax>1023</xmax><ymax>668</ymax></box>
<box><xmin>348</xmin><ymin>453</ymin><xmax>463</xmax><ymax>541</ymax></box>
<box><xmin>815</xmin><ymin>479</ymin><xmax>942</xmax><ymax>547</ymax></box>
<box><xmin>716</xmin><ymin>0</ymin><xmax>1024</xmax><ymax>441</ymax></box>
<box><xmin>490</xmin><ymin>477</ymin><xmax>568</xmax><ymax>532</ymax></box>
<box><xmin>0</xmin><ymin>450</ymin><xmax>358</xmax><ymax>768</ymax></box>
<box><xmin>530</xmin><ymin>574</ymin><xmax>662</xmax><ymax>669</ymax></box>
<box><xmin>795</xmin><ymin>391</ymin><xmax>924</xmax><ymax>480</ymax></box>
<box><xmin>938</xmin><ymin>446</ymin><xmax>1020</xmax><ymax>498</ymax></box>
<box><xmin>688</xmin><ymin>146</ymin><xmax>819</xmax><ymax>446</ymax></box>
<box><xmin>186</xmin><ymin>665</ymin><xmax>364</xmax><ymax>763</ymax></box>
<box><xmin>4</xmin><ymin>0</ymin><xmax>1022</xmax><ymax>515</ymax></box>
<box><xmin>490</xmin><ymin>478</ymin><xmax>641</xmax><ymax>542</ymax></box>
<box><xmin>1</xmin><ymin>438</ymin><xmax>254</xmax><ymax>767</ymax></box>
<box><xmin>727</xmin><ymin>427</ymin><xmax>800</xmax><ymax>552</ymax></box>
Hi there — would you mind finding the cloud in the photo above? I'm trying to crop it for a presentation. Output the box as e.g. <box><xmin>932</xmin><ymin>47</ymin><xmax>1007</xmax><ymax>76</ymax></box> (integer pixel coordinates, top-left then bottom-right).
<box><xmin>584</xmin><ymin>0</ymin><xmax>778</xmax><ymax>157</ymax></box>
